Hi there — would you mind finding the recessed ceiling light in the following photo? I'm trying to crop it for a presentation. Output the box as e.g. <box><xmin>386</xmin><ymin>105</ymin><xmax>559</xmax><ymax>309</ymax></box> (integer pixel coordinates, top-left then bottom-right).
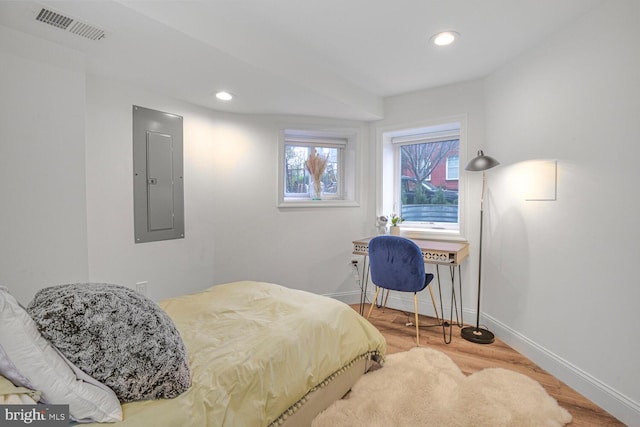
<box><xmin>215</xmin><ymin>91</ymin><xmax>233</xmax><ymax>101</ymax></box>
<box><xmin>431</xmin><ymin>31</ymin><xmax>460</xmax><ymax>47</ymax></box>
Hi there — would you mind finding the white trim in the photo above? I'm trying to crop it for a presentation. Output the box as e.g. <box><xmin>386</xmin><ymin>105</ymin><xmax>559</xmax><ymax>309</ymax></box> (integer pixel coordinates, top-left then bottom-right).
<box><xmin>326</xmin><ymin>288</ymin><xmax>472</xmax><ymax>324</ymax></box>
<box><xmin>278</xmin><ymin>200</ymin><xmax>360</xmax><ymax>208</ymax></box>
<box><xmin>277</xmin><ymin>125</ymin><xmax>360</xmax><ymax>208</ymax></box>
<box><xmin>323</xmin><ymin>290</ymin><xmax>361</xmax><ymax>305</ymax></box>
<box><xmin>484</xmin><ymin>313</ymin><xmax>638</xmax><ymax>426</ymax></box>
<box><xmin>367</xmin><ymin>291</ymin><xmax>454</xmax><ymax>320</ymax></box>
<box><xmin>391</xmin><ymin>130</ymin><xmax>460</xmax><ymax>145</ymax></box>
<box><xmin>284</xmin><ymin>136</ymin><xmax>348</xmax><ymax>147</ymax></box>
<box><xmin>375</xmin><ymin>114</ymin><xmax>468</xmax><ymax>240</ymax></box>
<box><xmin>284</xmin><ymin>128</ymin><xmax>350</xmax><ymax>144</ymax></box>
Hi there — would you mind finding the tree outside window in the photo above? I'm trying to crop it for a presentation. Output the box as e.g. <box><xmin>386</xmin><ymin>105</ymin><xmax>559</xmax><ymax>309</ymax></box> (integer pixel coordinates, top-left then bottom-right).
<box><xmin>399</xmin><ymin>139</ymin><xmax>459</xmax><ymax>222</ymax></box>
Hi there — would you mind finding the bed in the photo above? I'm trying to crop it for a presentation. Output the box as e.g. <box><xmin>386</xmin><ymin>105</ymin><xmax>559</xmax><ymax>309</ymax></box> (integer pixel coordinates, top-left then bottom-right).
<box><xmin>0</xmin><ymin>281</ymin><xmax>386</xmax><ymax>427</ymax></box>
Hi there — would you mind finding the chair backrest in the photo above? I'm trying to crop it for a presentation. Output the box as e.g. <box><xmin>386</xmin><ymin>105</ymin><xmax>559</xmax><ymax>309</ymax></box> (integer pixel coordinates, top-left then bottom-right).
<box><xmin>368</xmin><ymin>236</ymin><xmax>426</xmax><ymax>292</ymax></box>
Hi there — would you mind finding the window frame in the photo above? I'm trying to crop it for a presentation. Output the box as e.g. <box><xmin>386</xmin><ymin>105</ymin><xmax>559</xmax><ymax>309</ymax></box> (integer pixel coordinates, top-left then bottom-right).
<box><xmin>377</xmin><ymin>116</ymin><xmax>467</xmax><ymax>240</ymax></box>
<box><xmin>278</xmin><ymin>127</ymin><xmax>359</xmax><ymax>208</ymax></box>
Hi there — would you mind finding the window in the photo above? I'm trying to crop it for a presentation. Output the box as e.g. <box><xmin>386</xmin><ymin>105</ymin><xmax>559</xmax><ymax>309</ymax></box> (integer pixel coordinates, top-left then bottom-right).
<box><xmin>278</xmin><ymin>128</ymin><xmax>359</xmax><ymax>207</ymax></box>
<box><xmin>379</xmin><ymin>119</ymin><xmax>465</xmax><ymax>236</ymax></box>
<box><xmin>284</xmin><ymin>144</ymin><xmax>342</xmax><ymax>199</ymax></box>
<box><xmin>446</xmin><ymin>155</ymin><xmax>459</xmax><ymax>180</ymax></box>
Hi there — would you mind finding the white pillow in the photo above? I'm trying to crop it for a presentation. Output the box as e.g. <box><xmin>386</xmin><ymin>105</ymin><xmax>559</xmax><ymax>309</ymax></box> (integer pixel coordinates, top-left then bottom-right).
<box><xmin>0</xmin><ymin>287</ymin><xmax>122</xmax><ymax>423</ymax></box>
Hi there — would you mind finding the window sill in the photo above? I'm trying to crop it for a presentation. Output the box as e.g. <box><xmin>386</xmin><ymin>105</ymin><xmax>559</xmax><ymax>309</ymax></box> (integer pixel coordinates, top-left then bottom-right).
<box><xmin>278</xmin><ymin>199</ymin><xmax>359</xmax><ymax>208</ymax></box>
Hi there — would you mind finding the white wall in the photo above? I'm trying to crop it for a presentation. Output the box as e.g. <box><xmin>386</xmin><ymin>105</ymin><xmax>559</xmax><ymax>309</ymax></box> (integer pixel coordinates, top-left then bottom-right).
<box><xmin>483</xmin><ymin>0</ymin><xmax>640</xmax><ymax>424</ymax></box>
<box><xmin>0</xmin><ymin>26</ymin><xmax>89</xmax><ymax>304</ymax></box>
<box><xmin>85</xmin><ymin>76</ymin><xmax>371</xmax><ymax>302</ymax></box>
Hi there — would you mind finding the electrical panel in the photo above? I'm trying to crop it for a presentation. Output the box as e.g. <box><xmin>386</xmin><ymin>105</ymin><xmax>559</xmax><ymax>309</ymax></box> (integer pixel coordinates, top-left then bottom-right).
<box><xmin>133</xmin><ymin>106</ymin><xmax>184</xmax><ymax>243</ymax></box>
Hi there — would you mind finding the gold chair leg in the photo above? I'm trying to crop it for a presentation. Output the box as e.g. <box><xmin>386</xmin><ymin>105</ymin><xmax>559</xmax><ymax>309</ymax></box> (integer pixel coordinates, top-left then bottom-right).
<box><xmin>367</xmin><ymin>287</ymin><xmax>381</xmax><ymax>320</ymax></box>
<box><xmin>414</xmin><ymin>293</ymin><xmax>420</xmax><ymax>346</ymax></box>
<box><xmin>382</xmin><ymin>289</ymin><xmax>391</xmax><ymax>311</ymax></box>
<box><xmin>428</xmin><ymin>285</ymin><xmax>440</xmax><ymax>323</ymax></box>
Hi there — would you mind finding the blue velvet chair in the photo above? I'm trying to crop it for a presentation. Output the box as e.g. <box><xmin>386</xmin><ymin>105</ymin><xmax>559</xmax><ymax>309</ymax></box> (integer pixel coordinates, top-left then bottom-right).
<box><xmin>366</xmin><ymin>235</ymin><xmax>438</xmax><ymax>345</ymax></box>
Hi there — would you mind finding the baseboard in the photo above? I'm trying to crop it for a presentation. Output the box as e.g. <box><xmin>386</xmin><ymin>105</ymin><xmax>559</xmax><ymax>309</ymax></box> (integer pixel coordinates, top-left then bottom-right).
<box><xmin>484</xmin><ymin>313</ymin><xmax>640</xmax><ymax>427</ymax></box>
<box><xmin>328</xmin><ymin>290</ymin><xmax>471</xmax><ymax>325</ymax></box>
<box><xmin>326</xmin><ymin>290</ymin><xmax>361</xmax><ymax>305</ymax></box>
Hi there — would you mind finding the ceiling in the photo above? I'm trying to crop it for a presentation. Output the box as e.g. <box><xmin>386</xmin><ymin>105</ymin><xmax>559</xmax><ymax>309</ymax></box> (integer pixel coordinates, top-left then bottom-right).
<box><xmin>0</xmin><ymin>0</ymin><xmax>604</xmax><ymax>121</ymax></box>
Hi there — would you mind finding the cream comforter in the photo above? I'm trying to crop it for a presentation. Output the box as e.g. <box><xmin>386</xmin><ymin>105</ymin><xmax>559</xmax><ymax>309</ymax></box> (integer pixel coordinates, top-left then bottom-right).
<box><xmin>94</xmin><ymin>281</ymin><xmax>386</xmax><ymax>426</ymax></box>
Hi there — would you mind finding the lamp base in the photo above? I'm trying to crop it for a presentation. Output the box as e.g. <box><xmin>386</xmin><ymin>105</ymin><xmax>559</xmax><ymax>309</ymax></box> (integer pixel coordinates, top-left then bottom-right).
<box><xmin>461</xmin><ymin>326</ymin><xmax>495</xmax><ymax>344</ymax></box>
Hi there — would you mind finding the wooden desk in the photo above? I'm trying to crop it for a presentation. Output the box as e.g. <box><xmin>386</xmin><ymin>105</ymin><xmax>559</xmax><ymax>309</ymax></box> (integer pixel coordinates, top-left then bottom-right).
<box><xmin>352</xmin><ymin>237</ymin><xmax>469</xmax><ymax>265</ymax></box>
<box><xmin>352</xmin><ymin>236</ymin><xmax>469</xmax><ymax>344</ymax></box>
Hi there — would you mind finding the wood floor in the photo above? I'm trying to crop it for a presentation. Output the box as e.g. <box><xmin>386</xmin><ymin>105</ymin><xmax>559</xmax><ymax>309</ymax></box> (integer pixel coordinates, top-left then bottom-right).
<box><xmin>355</xmin><ymin>303</ymin><xmax>625</xmax><ymax>427</ymax></box>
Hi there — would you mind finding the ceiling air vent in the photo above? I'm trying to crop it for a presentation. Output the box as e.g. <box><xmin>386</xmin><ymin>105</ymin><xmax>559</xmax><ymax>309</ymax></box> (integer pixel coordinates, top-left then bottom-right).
<box><xmin>34</xmin><ymin>7</ymin><xmax>107</xmax><ymax>41</ymax></box>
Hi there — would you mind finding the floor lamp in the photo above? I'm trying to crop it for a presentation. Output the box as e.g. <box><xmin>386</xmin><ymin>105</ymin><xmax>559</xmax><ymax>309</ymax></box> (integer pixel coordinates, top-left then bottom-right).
<box><xmin>461</xmin><ymin>150</ymin><xmax>500</xmax><ymax>344</ymax></box>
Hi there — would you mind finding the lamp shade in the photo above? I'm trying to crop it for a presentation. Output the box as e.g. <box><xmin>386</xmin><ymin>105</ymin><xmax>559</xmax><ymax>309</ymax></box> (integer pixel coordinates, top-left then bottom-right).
<box><xmin>465</xmin><ymin>150</ymin><xmax>500</xmax><ymax>171</ymax></box>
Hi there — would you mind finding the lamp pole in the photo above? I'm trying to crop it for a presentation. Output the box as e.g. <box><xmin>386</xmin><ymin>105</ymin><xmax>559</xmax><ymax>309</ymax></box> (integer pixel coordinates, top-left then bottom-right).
<box><xmin>461</xmin><ymin>150</ymin><xmax>498</xmax><ymax>344</ymax></box>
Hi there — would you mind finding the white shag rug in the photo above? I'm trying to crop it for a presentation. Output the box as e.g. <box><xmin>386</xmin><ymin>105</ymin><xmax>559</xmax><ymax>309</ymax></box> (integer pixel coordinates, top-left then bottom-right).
<box><xmin>312</xmin><ymin>347</ymin><xmax>572</xmax><ymax>427</ymax></box>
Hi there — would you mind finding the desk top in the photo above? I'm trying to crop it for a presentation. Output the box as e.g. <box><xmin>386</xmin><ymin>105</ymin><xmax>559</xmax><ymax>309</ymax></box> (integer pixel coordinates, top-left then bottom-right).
<box><xmin>352</xmin><ymin>236</ymin><xmax>469</xmax><ymax>265</ymax></box>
